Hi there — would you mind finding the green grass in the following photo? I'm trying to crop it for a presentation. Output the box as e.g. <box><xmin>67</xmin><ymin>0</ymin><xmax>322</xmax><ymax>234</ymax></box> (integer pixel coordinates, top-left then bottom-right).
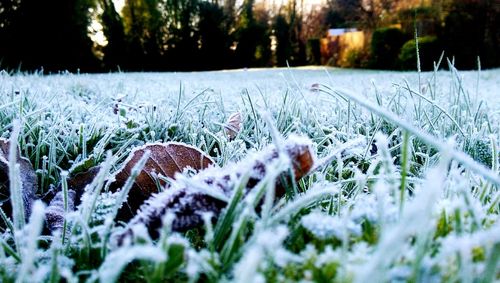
<box><xmin>0</xmin><ymin>64</ymin><xmax>498</xmax><ymax>282</ymax></box>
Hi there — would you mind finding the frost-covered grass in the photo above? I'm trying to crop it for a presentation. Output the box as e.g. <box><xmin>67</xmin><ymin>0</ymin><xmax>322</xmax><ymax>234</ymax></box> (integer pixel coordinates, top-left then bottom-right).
<box><xmin>0</xmin><ymin>64</ymin><xmax>499</xmax><ymax>282</ymax></box>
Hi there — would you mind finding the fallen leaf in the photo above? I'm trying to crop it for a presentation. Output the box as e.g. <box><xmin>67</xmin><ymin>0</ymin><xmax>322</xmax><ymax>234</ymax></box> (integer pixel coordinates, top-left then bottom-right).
<box><xmin>66</xmin><ymin>155</ymin><xmax>101</xmax><ymax>203</ymax></box>
<box><xmin>68</xmin><ymin>166</ymin><xmax>101</xmax><ymax>192</ymax></box>
<box><xmin>45</xmin><ymin>189</ymin><xmax>76</xmax><ymax>233</ymax></box>
<box><xmin>117</xmin><ymin>136</ymin><xmax>315</xmax><ymax>241</ymax></box>
<box><xmin>275</xmin><ymin>140</ymin><xmax>315</xmax><ymax>197</ymax></box>
<box><xmin>224</xmin><ymin>112</ymin><xmax>241</xmax><ymax>140</ymax></box>
<box><xmin>310</xmin><ymin>83</ymin><xmax>320</xmax><ymax>92</ymax></box>
<box><xmin>41</xmin><ymin>156</ymin><xmax>100</xmax><ymax>234</ymax></box>
<box><xmin>111</xmin><ymin>142</ymin><xmax>215</xmax><ymax>220</ymax></box>
<box><xmin>112</xmin><ymin>142</ymin><xmax>215</xmax><ymax>194</ymax></box>
<box><xmin>0</xmin><ymin>138</ymin><xmax>38</xmax><ymax>223</ymax></box>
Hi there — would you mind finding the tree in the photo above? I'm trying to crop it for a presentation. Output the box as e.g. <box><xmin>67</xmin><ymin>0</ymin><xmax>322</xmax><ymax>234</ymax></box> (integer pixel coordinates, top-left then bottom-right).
<box><xmin>122</xmin><ymin>0</ymin><xmax>164</xmax><ymax>70</ymax></box>
<box><xmin>325</xmin><ymin>0</ymin><xmax>400</xmax><ymax>29</ymax></box>
<box><xmin>253</xmin><ymin>2</ymin><xmax>272</xmax><ymax>66</ymax></box>
<box><xmin>234</xmin><ymin>0</ymin><xmax>259</xmax><ymax>67</ymax></box>
<box><xmin>274</xmin><ymin>14</ymin><xmax>291</xmax><ymax>66</ymax></box>
<box><xmin>273</xmin><ymin>0</ymin><xmax>306</xmax><ymax>67</ymax></box>
<box><xmin>1</xmin><ymin>0</ymin><xmax>99</xmax><ymax>72</ymax></box>
<box><xmin>302</xmin><ymin>5</ymin><xmax>329</xmax><ymax>40</ymax></box>
<box><xmin>325</xmin><ymin>0</ymin><xmax>360</xmax><ymax>28</ymax></box>
<box><xmin>442</xmin><ymin>0</ymin><xmax>500</xmax><ymax>69</ymax></box>
<box><xmin>223</xmin><ymin>0</ymin><xmax>238</xmax><ymax>30</ymax></box>
<box><xmin>198</xmin><ymin>1</ymin><xmax>229</xmax><ymax>70</ymax></box>
<box><xmin>0</xmin><ymin>0</ymin><xmax>22</xmax><ymax>69</ymax></box>
<box><xmin>162</xmin><ymin>0</ymin><xmax>200</xmax><ymax>70</ymax></box>
<box><xmin>286</xmin><ymin>0</ymin><xmax>306</xmax><ymax>65</ymax></box>
<box><xmin>100</xmin><ymin>0</ymin><xmax>127</xmax><ymax>70</ymax></box>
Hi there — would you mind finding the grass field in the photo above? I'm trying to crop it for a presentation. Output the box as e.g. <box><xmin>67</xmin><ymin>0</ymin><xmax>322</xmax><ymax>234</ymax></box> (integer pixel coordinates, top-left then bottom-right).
<box><xmin>0</xmin><ymin>65</ymin><xmax>499</xmax><ymax>282</ymax></box>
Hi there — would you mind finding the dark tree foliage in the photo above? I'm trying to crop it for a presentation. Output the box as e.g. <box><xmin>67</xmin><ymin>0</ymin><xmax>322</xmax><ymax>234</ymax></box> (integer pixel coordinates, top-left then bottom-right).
<box><xmin>442</xmin><ymin>0</ymin><xmax>500</xmax><ymax>69</ymax></box>
<box><xmin>232</xmin><ymin>0</ymin><xmax>271</xmax><ymax>68</ymax></box>
<box><xmin>325</xmin><ymin>0</ymin><xmax>399</xmax><ymax>29</ymax></box>
<box><xmin>223</xmin><ymin>0</ymin><xmax>237</xmax><ymax>31</ymax></box>
<box><xmin>273</xmin><ymin>0</ymin><xmax>306</xmax><ymax>67</ymax></box>
<box><xmin>0</xmin><ymin>0</ymin><xmax>21</xmax><ymax>69</ymax></box>
<box><xmin>100</xmin><ymin>0</ymin><xmax>127</xmax><ymax>71</ymax></box>
<box><xmin>162</xmin><ymin>0</ymin><xmax>200</xmax><ymax>71</ymax></box>
<box><xmin>253</xmin><ymin>3</ymin><xmax>272</xmax><ymax>67</ymax></box>
<box><xmin>198</xmin><ymin>2</ymin><xmax>230</xmax><ymax>70</ymax></box>
<box><xmin>234</xmin><ymin>0</ymin><xmax>258</xmax><ymax>67</ymax></box>
<box><xmin>398</xmin><ymin>36</ymin><xmax>441</xmax><ymax>71</ymax></box>
<box><xmin>325</xmin><ymin>0</ymin><xmax>361</xmax><ymax>28</ymax></box>
<box><xmin>122</xmin><ymin>0</ymin><xmax>164</xmax><ymax>71</ymax></box>
<box><xmin>0</xmin><ymin>0</ymin><xmax>98</xmax><ymax>72</ymax></box>
<box><xmin>274</xmin><ymin>14</ymin><xmax>291</xmax><ymax>67</ymax></box>
<box><xmin>306</xmin><ymin>38</ymin><xmax>321</xmax><ymax>65</ymax></box>
<box><xmin>286</xmin><ymin>0</ymin><xmax>305</xmax><ymax>66</ymax></box>
<box><xmin>369</xmin><ymin>27</ymin><xmax>407</xmax><ymax>69</ymax></box>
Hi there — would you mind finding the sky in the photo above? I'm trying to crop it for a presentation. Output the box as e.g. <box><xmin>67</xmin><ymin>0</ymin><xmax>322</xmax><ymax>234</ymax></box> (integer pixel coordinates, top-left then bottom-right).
<box><xmin>114</xmin><ymin>0</ymin><xmax>125</xmax><ymax>12</ymax></box>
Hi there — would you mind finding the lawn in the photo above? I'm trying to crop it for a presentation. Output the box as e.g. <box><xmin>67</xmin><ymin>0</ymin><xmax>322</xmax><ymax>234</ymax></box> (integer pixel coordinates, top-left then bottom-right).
<box><xmin>0</xmin><ymin>66</ymin><xmax>499</xmax><ymax>282</ymax></box>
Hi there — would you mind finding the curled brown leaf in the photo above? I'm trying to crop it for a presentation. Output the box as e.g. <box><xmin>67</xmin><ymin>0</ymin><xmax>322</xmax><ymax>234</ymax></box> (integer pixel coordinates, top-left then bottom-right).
<box><xmin>224</xmin><ymin>112</ymin><xmax>241</xmax><ymax>140</ymax></box>
<box><xmin>0</xmin><ymin>138</ymin><xmax>37</xmax><ymax>223</ymax></box>
<box><xmin>110</xmin><ymin>142</ymin><xmax>215</xmax><ymax>220</ymax></box>
<box><xmin>117</xmin><ymin>136</ymin><xmax>315</xmax><ymax>241</ymax></box>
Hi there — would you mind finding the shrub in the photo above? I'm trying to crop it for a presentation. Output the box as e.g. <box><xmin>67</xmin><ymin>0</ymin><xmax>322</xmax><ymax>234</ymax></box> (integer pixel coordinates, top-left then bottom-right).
<box><xmin>338</xmin><ymin>48</ymin><xmax>370</xmax><ymax>68</ymax></box>
<box><xmin>369</xmin><ymin>27</ymin><xmax>407</xmax><ymax>70</ymax></box>
<box><xmin>398</xmin><ymin>36</ymin><xmax>441</xmax><ymax>71</ymax></box>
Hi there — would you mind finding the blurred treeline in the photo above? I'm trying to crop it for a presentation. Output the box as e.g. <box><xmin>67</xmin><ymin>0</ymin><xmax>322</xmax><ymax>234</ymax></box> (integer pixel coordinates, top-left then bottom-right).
<box><xmin>333</xmin><ymin>0</ymin><xmax>500</xmax><ymax>71</ymax></box>
<box><xmin>0</xmin><ymin>0</ymin><xmax>498</xmax><ymax>72</ymax></box>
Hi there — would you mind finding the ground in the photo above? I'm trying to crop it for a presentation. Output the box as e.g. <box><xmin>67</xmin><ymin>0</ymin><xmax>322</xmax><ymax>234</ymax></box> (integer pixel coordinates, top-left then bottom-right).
<box><xmin>0</xmin><ymin>67</ymin><xmax>498</xmax><ymax>282</ymax></box>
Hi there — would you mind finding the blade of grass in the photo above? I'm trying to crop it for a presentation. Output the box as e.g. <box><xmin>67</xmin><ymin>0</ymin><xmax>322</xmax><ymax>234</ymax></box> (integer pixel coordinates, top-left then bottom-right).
<box><xmin>325</xmin><ymin>87</ymin><xmax>500</xmax><ymax>186</ymax></box>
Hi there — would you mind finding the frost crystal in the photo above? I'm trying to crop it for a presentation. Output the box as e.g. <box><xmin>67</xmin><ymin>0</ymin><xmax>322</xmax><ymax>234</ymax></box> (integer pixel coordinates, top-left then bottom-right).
<box><xmin>90</xmin><ymin>191</ymin><xmax>119</xmax><ymax>226</ymax></box>
<box><xmin>301</xmin><ymin>212</ymin><xmax>361</xmax><ymax>240</ymax></box>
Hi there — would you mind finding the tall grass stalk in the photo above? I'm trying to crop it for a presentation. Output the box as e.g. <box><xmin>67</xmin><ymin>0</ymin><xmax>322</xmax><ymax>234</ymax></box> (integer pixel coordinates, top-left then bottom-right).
<box><xmin>8</xmin><ymin>120</ymin><xmax>25</xmax><ymax>235</ymax></box>
<box><xmin>60</xmin><ymin>171</ymin><xmax>69</xmax><ymax>244</ymax></box>
<box><xmin>17</xmin><ymin>200</ymin><xmax>45</xmax><ymax>282</ymax></box>
<box><xmin>109</xmin><ymin>150</ymin><xmax>150</xmax><ymax>220</ymax></box>
<box><xmin>271</xmin><ymin>185</ymin><xmax>340</xmax><ymax>224</ymax></box>
<box><xmin>80</xmin><ymin>151</ymin><xmax>115</xmax><ymax>224</ymax></box>
<box><xmin>399</xmin><ymin>131</ymin><xmax>410</xmax><ymax>213</ymax></box>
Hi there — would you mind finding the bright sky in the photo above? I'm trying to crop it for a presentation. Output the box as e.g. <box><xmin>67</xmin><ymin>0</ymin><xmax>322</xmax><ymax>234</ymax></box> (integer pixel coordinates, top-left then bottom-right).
<box><xmin>114</xmin><ymin>0</ymin><xmax>125</xmax><ymax>13</ymax></box>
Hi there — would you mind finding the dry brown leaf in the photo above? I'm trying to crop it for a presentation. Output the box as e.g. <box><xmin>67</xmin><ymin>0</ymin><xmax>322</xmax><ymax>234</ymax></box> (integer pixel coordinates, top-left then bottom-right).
<box><xmin>67</xmin><ymin>166</ymin><xmax>101</xmax><ymax>193</ymax></box>
<box><xmin>112</xmin><ymin>142</ymin><xmax>215</xmax><ymax>194</ymax></box>
<box><xmin>45</xmin><ymin>189</ymin><xmax>75</xmax><ymax>233</ymax></box>
<box><xmin>117</xmin><ymin>136</ymin><xmax>315</xmax><ymax>241</ymax></box>
<box><xmin>111</xmin><ymin>142</ymin><xmax>215</xmax><ymax>220</ymax></box>
<box><xmin>0</xmin><ymin>138</ymin><xmax>37</xmax><ymax>223</ymax></box>
<box><xmin>224</xmin><ymin>112</ymin><xmax>241</xmax><ymax>140</ymax></box>
<box><xmin>310</xmin><ymin>83</ymin><xmax>320</xmax><ymax>92</ymax></box>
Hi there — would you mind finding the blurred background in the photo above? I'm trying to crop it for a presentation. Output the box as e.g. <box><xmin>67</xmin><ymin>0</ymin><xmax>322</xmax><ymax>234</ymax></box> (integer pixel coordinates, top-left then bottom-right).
<box><xmin>0</xmin><ymin>0</ymin><xmax>499</xmax><ymax>73</ymax></box>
